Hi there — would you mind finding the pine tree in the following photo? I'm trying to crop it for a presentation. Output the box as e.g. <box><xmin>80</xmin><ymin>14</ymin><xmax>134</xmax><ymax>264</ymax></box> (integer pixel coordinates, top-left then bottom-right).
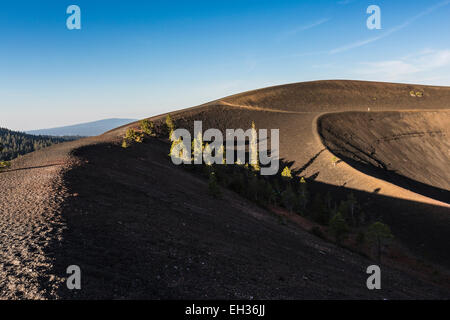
<box><xmin>208</xmin><ymin>172</ymin><xmax>222</xmax><ymax>198</ymax></box>
<box><xmin>203</xmin><ymin>143</ymin><xmax>212</xmax><ymax>166</ymax></box>
<box><xmin>338</xmin><ymin>200</ymin><xmax>350</xmax><ymax>223</ymax></box>
<box><xmin>281</xmin><ymin>185</ymin><xmax>297</xmax><ymax>212</ymax></box>
<box><xmin>230</xmin><ymin>170</ymin><xmax>245</xmax><ymax>194</ymax></box>
<box><xmin>324</xmin><ymin>192</ymin><xmax>333</xmax><ymax>212</ymax></box>
<box><xmin>250</xmin><ymin>121</ymin><xmax>260</xmax><ymax>172</ymax></box>
<box><xmin>367</xmin><ymin>222</ymin><xmax>394</xmax><ymax>263</ymax></box>
<box><xmin>247</xmin><ymin>174</ymin><xmax>259</xmax><ymax>201</ymax></box>
<box><xmin>124</xmin><ymin>128</ymin><xmax>144</xmax><ymax>145</ymax></box>
<box><xmin>311</xmin><ymin>194</ymin><xmax>328</xmax><ymax>224</ymax></box>
<box><xmin>169</xmin><ymin>137</ymin><xmax>182</xmax><ymax>158</ymax></box>
<box><xmin>298</xmin><ymin>177</ymin><xmax>309</xmax><ymax>211</ymax></box>
<box><xmin>165</xmin><ymin>114</ymin><xmax>175</xmax><ymax>139</ymax></box>
<box><xmin>218</xmin><ymin>144</ymin><xmax>225</xmax><ymax>164</ymax></box>
<box><xmin>281</xmin><ymin>166</ymin><xmax>292</xmax><ymax>179</ymax></box>
<box><xmin>140</xmin><ymin>119</ymin><xmax>154</xmax><ymax>136</ymax></box>
<box><xmin>346</xmin><ymin>192</ymin><xmax>358</xmax><ymax>226</ymax></box>
<box><xmin>192</xmin><ymin>131</ymin><xmax>203</xmax><ymax>163</ymax></box>
<box><xmin>260</xmin><ymin>180</ymin><xmax>274</xmax><ymax>205</ymax></box>
<box><xmin>329</xmin><ymin>212</ymin><xmax>349</xmax><ymax>244</ymax></box>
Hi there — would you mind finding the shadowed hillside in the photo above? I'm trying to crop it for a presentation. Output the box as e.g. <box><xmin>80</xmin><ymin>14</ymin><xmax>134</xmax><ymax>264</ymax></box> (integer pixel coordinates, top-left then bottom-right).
<box><xmin>113</xmin><ymin>80</ymin><xmax>449</xmax><ymax>269</ymax></box>
<box><xmin>124</xmin><ymin>81</ymin><xmax>449</xmax><ymax>205</ymax></box>
<box><xmin>1</xmin><ymin>80</ymin><xmax>449</xmax><ymax>299</ymax></box>
<box><xmin>50</xmin><ymin>139</ymin><xmax>449</xmax><ymax>299</ymax></box>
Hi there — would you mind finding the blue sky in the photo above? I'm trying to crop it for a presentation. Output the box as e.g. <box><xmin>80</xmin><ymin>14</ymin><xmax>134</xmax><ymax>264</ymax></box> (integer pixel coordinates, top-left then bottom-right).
<box><xmin>1</xmin><ymin>0</ymin><xmax>450</xmax><ymax>131</ymax></box>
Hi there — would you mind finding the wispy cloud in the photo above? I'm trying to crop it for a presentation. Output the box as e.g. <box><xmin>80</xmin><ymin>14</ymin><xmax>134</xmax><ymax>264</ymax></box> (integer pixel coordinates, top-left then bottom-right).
<box><xmin>355</xmin><ymin>49</ymin><xmax>450</xmax><ymax>81</ymax></box>
<box><xmin>357</xmin><ymin>60</ymin><xmax>420</xmax><ymax>79</ymax></box>
<box><xmin>330</xmin><ymin>0</ymin><xmax>450</xmax><ymax>54</ymax></box>
<box><xmin>279</xmin><ymin>18</ymin><xmax>330</xmax><ymax>40</ymax></box>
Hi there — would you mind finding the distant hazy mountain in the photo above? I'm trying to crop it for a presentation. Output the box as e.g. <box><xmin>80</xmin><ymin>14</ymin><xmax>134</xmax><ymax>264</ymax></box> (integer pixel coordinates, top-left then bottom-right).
<box><xmin>27</xmin><ymin>118</ymin><xmax>137</xmax><ymax>137</ymax></box>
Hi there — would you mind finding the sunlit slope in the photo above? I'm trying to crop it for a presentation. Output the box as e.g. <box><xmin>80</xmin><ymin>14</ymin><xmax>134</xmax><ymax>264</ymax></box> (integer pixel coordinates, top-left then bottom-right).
<box><xmin>64</xmin><ymin>80</ymin><xmax>450</xmax><ymax>291</ymax></box>
<box><xmin>218</xmin><ymin>80</ymin><xmax>450</xmax><ymax>112</ymax></box>
<box><xmin>319</xmin><ymin>111</ymin><xmax>450</xmax><ymax>196</ymax></box>
<box><xmin>3</xmin><ymin>80</ymin><xmax>449</xmax><ymax>298</ymax></box>
<box><xmin>107</xmin><ymin>80</ymin><xmax>449</xmax><ymax>206</ymax></box>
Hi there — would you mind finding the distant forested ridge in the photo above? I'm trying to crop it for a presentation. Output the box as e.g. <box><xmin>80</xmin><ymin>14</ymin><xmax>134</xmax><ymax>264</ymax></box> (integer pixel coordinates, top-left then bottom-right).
<box><xmin>0</xmin><ymin>127</ymin><xmax>79</xmax><ymax>161</ymax></box>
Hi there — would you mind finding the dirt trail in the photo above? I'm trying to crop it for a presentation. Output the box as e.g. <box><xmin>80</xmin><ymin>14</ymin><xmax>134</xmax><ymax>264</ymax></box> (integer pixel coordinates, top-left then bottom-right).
<box><xmin>175</xmin><ymin>99</ymin><xmax>450</xmax><ymax>208</ymax></box>
<box><xmin>0</xmin><ymin>139</ymin><xmax>93</xmax><ymax>299</ymax></box>
<box><xmin>0</xmin><ymin>165</ymin><xmax>65</xmax><ymax>298</ymax></box>
<box><xmin>215</xmin><ymin>100</ymin><xmax>316</xmax><ymax>114</ymax></box>
<box><xmin>1</xmin><ymin>80</ymin><xmax>449</xmax><ymax>299</ymax></box>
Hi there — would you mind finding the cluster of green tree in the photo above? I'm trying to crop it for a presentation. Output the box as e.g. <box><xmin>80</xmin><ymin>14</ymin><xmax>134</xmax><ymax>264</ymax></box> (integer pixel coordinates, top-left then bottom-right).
<box><xmin>201</xmin><ymin>161</ymin><xmax>393</xmax><ymax>262</ymax></box>
<box><xmin>121</xmin><ymin>119</ymin><xmax>156</xmax><ymax>148</ymax></box>
<box><xmin>0</xmin><ymin>127</ymin><xmax>80</xmax><ymax>161</ymax></box>
<box><xmin>122</xmin><ymin>116</ymin><xmax>394</xmax><ymax>262</ymax></box>
<box><xmin>121</xmin><ymin>116</ymin><xmax>175</xmax><ymax>148</ymax></box>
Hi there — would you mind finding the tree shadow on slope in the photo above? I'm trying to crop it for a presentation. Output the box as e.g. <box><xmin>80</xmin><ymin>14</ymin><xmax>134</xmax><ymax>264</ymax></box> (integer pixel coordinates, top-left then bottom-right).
<box><xmin>317</xmin><ymin>119</ymin><xmax>450</xmax><ymax>204</ymax></box>
<box><xmin>330</xmin><ymin>153</ymin><xmax>449</xmax><ymax>204</ymax></box>
<box><xmin>41</xmin><ymin>139</ymin><xmax>450</xmax><ymax>299</ymax></box>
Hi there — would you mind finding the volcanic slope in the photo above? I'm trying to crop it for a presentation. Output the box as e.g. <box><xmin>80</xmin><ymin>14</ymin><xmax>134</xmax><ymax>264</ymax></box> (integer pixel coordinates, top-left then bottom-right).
<box><xmin>0</xmin><ymin>80</ymin><xmax>449</xmax><ymax>299</ymax></box>
<box><xmin>125</xmin><ymin>80</ymin><xmax>450</xmax><ymax>268</ymax></box>
<box><xmin>183</xmin><ymin>80</ymin><xmax>450</xmax><ymax>205</ymax></box>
